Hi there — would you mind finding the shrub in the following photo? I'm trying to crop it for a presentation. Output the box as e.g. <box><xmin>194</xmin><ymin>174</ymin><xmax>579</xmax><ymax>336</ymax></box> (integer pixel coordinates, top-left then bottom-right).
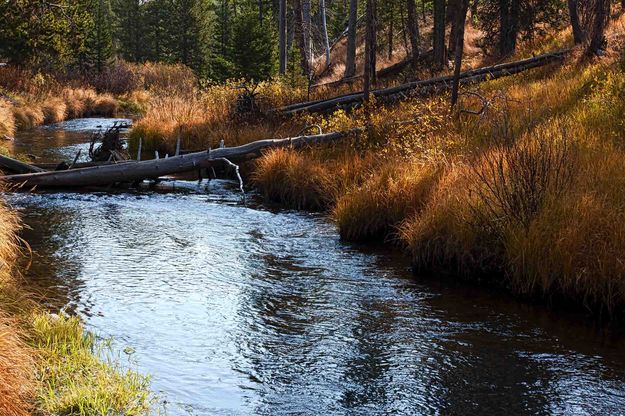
<box><xmin>91</xmin><ymin>61</ymin><xmax>141</xmax><ymax>95</ymax></box>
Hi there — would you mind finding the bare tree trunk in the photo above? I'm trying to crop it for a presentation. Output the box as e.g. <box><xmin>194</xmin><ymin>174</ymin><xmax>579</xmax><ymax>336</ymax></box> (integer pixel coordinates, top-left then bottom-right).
<box><xmin>364</xmin><ymin>0</ymin><xmax>377</xmax><ymax>102</ymax></box>
<box><xmin>400</xmin><ymin>2</ymin><xmax>409</xmax><ymax>53</ymax></box>
<box><xmin>448</xmin><ymin>0</ymin><xmax>459</xmax><ymax>55</ymax></box>
<box><xmin>433</xmin><ymin>0</ymin><xmax>447</xmax><ymax>69</ymax></box>
<box><xmin>588</xmin><ymin>0</ymin><xmax>610</xmax><ymax>55</ymax></box>
<box><xmin>451</xmin><ymin>0</ymin><xmax>469</xmax><ymax>107</ymax></box>
<box><xmin>293</xmin><ymin>0</ymin><xmax>311</xmax><ymax>76</ymax></box>
<box><xmin>568</xmin><ymin>0</ymin><xmax>584</xmax><ymax>44</ymax></box>
<box><xmin>406</xmin><ymin>0</ymin><xmax>420</xmax><ymax>69</ymax></box>
<box><xmin>302</xmin><ymin>0</ymin><xmax>313</xmax><ymax>67</ymax></box>
<box><xmin>388</xmin><ymin>8</ymin><xmax>394</xmax><ymax>59</ymax></box>
<box><xmin>279</xmin><ymin>0</ymin><xmax>287</xmax><ymax>74</ymax></box>
<box><xmin>320</xmin><ymin>0</ymin><xmax>331</xmax><ymax>68</ymax></box>
<box><xmin>499</xmin><ymin>0</ymin><xmax>520</xmax><ymax>56</ymax></box>
<box><xmin>345</xmin><ymin>0</ymin><xmax>358</xmax><ymax>78</ymax></box>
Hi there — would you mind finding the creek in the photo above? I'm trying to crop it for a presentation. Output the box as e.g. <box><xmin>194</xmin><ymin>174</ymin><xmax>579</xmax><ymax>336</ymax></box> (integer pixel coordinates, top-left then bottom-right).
<box><xmin>8</xmin><ymin>118</ymin><xmax>625</xmax><ymax>415</ymax></box>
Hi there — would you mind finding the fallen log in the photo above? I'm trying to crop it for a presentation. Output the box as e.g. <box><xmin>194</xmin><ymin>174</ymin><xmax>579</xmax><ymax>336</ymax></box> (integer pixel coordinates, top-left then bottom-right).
<box><xmin>275</xmin><ymin>49</ymin><xmax>570</xmax><ymax>115</ymax></box>
<box><xmin>0</xmin><ymin>154</ymin><xmax>46</xmax><ymax>174</ymax></box>
<box><xmin>33</xmin><ymin>160</ymin><xmax>135</xmax><ymax>170</ymax></box>
<box><xmin>3</xmin><ymin>129</ymin><xmax>363</xmax><ymax>189</ymax></box>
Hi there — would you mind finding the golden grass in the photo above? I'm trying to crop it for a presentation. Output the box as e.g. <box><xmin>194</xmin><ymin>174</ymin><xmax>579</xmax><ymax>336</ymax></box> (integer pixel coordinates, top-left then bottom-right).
<box><xmin>93</xmin><ymin>94</ymin><xmax>119</xmax><ymax>117</ymax></box>
<box><xmin>62</xmin><ymin>88</ymin><xmax>97</xmax><ymax>119</ymax></box>
<box><xmin>252</xmin><ymin>148</ymin><xmax>333</xmax><ymax>210</ymax></box>
<box><xmin>333</xmin><ymin>161</ymin><xmax>441</xmax><ymax>241</ymax></box>
<box><xmin>41</xmin><ymin>97</ymin><xmax>67</xmax><ymax>124</ymax></box>
<box><xmin>12</xmin><ymin>103</ymin><xmax>45</xmax><ymax>130</ymax></box>
<box><xmin>249</xmin><ymin>24</ymin><xmax>625</xmax><ymax>315</ymax></box>
<box><xmin>0</xmin><ymin>101</ymin><xmax>16</xmax><ymax>137</ymax></box>
<box><xmin>0</xmin><ymin>317</ymin><xmax>34</xmax><ymax>416</ymax></box>
<box><xmin>0</xmin><ymin>198</ymin><xmax>34</xmax><ymax>416</ymax></box>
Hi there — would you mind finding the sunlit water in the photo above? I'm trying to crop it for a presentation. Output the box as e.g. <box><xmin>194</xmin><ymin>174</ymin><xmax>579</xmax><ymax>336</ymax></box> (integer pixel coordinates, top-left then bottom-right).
<box><xmin>7</xmin><ymin>119</ymin><xmax>625</xmax><ymax>415</ymax></box>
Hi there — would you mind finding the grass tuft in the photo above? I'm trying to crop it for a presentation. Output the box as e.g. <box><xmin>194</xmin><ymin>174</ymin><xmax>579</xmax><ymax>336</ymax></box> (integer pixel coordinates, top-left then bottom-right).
<box><xmin>31</xmin><ymin>313</ymin><xmax>154</xmax><ymax>416</ymax></box>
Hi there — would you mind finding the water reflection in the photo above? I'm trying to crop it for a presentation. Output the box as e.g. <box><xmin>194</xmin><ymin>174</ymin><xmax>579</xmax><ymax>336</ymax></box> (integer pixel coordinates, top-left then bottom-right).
<box><xmin>6</xmin><ymin>119</ymin><xmax>625</xmax><ymax>416</ymax></box>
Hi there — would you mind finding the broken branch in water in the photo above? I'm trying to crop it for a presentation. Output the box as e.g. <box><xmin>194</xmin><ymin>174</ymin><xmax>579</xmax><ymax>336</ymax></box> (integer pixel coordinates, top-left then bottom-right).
<box><xmin>214</xmin><ymin>157</ymin><xmax>245</xmax><ymax>203</ymax></box>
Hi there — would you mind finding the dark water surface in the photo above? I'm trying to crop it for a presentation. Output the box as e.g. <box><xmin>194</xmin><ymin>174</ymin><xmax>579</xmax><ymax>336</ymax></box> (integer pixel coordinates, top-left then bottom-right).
<box><xmin>8</xmin><ymin>119</ymin><xmax>625</xmax><ymax>415</ymax></box>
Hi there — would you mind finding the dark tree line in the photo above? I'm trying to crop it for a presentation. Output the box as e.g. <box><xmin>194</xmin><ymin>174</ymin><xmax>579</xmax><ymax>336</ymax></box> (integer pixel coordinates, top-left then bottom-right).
<box><xmin>1</xmin><ymin>0</ymin><xmax>621</xmax><ymax>82</ymax></box>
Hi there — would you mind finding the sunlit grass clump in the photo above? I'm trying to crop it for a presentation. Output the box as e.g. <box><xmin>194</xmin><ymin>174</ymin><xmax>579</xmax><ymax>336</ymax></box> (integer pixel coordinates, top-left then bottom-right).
<box><xmin>0</xmin><ymin>199</ymin><xmax>33</xmax><ymax>416</ymax></box>
<box><xmin>333</xmin><ymin>161</ymin><xmax>441</xmax><ymax>241</ymax></box>
<box><xmin>31</xmin><ymin>313</ymin><xmax>153</xmax><ymax>416</ymax></box>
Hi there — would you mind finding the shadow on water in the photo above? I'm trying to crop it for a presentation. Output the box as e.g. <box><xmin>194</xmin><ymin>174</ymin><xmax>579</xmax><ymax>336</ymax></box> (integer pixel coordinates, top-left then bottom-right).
<box><xmin>6</xmin><ymin>119</ymin><xmax>625</xmax><ymax>415</ymax></box>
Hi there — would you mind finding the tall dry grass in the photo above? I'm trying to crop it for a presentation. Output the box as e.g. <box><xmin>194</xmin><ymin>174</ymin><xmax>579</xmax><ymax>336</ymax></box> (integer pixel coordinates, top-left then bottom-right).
<box><xmin>0</xmin><ymin>197</ymin><xmax>34</xmax><ymax>416</ymax></box>
<box><xmin>0</xmin><ymin>101</ymin><xmax>16</xmax><ymax>137</ymax></box>
<box><xmin>333</xmin><ymin>161</ymin><xmax>441</xmax><ymax>241</ymax></box>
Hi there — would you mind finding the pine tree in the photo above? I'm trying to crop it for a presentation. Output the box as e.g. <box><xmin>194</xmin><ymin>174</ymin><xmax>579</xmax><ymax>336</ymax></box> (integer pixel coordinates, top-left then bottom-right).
<box><xmin>85</xmin><ymin>0</ymin><xmax>115</xmax><ymax>73</ymax></box>
<box><xmin>113</xmin><ymin>0</ymin><xmax>145</xmax><ymax>62</ymax></box>
<box><xmin>142</xmin><ymin>0</ymin><xmax>172</xmax><ymax>63</ymax></box>
<box><xmin>231</xmin><ymin>11</ymin><xmax>278</xmax><ymax>80</ymax></box>
<box><xmin>169</xmin><ymin>0</ymin><xmax>213</xmax><ymax>77</ymax></box>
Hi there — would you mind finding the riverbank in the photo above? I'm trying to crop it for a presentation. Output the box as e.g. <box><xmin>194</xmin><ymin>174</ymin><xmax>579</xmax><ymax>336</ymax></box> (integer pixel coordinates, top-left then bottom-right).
<box><xmin>121</xmin><ymin>15</ymin><xmax>625</xmax><ymax>318</ymax></box>
<box><xmin>0</xmin><ymin>189</ymin><xmax>153</xmax><ymax>415</ymax></box>
<box><xmin>0</xmin><ymin>61</ymin><xmax>198</xmax><ymax>140</ymax></box>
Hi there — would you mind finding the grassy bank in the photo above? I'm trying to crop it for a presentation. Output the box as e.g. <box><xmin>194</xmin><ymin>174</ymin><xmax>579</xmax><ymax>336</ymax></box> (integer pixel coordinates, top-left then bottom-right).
<box><xmin>0</xmin><ymin>61</ymin><xmax>196</xmax><ymax>136</ymax></box>
<box><xmin>0</xmin><ymin>189</ymin><xmax>153</xmax><ymax>415</ymax></box>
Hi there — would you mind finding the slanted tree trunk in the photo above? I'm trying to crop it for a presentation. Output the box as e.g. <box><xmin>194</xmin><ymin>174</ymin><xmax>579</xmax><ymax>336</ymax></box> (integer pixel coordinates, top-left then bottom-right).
<box><xmin>320</xmin><ymin>0</ymin><xmax>331</xmax><ymax>68</ymax></box>
<box><xmin>568</xmin><ymin>0</ymin><xmax>584</xmax><ymax>44</ymax></box>
<box><xmin>279</xmin><ymin>0</ymin><xmax>287</xmax><ymax>74</ymax></box>
<box><xmin>406</xmin><ymin>0</ymin><xmax>420</xmax><ymax>69</ymax></box>
<box><xmin>364</xmin><ymin>0</ymin><xmax>377</xmax><ymax>101</ymax></box>
<box><xmin>588</xmin><ymin>0</ymin><xmax>610</xmax><ymax>55</ymax></box>
<box><xmin>451</xmin><ymin>0</ymin><xmax>470</xmax><ymax>107</ymax></box>
<box><xmin>345</xmin><ymin>0</ymin><xmax>358</xmax><ymax>78</ymax></box>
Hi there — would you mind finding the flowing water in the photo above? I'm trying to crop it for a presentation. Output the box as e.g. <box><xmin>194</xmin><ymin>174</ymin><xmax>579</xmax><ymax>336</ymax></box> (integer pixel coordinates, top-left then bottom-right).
<box><xmin>7</xmin><ymin>119</ymin><xmax>625</xmax><ymax>415</ymax></box>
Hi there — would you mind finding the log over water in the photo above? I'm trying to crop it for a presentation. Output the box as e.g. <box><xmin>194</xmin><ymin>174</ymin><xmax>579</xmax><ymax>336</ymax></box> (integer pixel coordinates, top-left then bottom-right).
<box><xmin>2</xmin><ymin>129</ymin><xmax>362</xmax><ymax>189</ymax></box>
